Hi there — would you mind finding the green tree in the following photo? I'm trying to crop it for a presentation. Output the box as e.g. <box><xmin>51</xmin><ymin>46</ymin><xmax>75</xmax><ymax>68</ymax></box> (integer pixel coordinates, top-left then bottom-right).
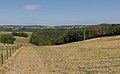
<box><xmin>0</xmin><ymin>34</ymin><xmax>16</xmax><ymax>44</ymax></box>
<box><xmin>30</xmin><ymin>32</ymin><xmax>51</xmax><ymax>46</ymax></box>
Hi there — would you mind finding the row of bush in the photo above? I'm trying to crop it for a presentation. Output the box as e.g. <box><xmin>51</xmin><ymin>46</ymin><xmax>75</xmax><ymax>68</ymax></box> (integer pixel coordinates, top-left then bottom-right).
<box><xmin>30</xmin><ymin>24</ymin><xmax>120</xmax><ymax>46</ymax></box>
<box><xmin>12</xmin><ymin>32</ymin><xmax>28</xmax><ymax>37</ymax></box>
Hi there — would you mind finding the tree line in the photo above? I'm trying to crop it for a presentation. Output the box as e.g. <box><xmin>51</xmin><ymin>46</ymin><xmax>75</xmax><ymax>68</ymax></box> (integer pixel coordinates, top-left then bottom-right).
<box><xmin>30</xmin><ymin>24</ymin><xmax>120</xmax><ymax>46</ymax></box>
<box><xmin>12</xmin><ymin>32</ymin><xmax>28</xmax><ymax>37</ymax></box>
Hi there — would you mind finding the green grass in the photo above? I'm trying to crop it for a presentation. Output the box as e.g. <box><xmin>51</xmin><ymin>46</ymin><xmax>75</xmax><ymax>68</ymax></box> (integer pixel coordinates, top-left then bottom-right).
<box><xmin>14</xmin><ymin>36</ymin><xmax>30</xmax><ymax>45</ymax></box>
<box><xmin>33</xmin><ymin>36</ymin><xmax>120</xmax><ymax>74</ymax></box>
<box><xmin>24</xmin><ymin>32</ymin><xmax>32</xmax><ymax>36</ymax></box>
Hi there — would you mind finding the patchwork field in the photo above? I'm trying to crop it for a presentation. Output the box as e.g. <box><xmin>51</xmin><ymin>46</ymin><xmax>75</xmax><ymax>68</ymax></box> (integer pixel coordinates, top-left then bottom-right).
<box><xmin>34</xmin><ymin>36</ymin><xmax>120</xmax><ymax>74</ymax></box>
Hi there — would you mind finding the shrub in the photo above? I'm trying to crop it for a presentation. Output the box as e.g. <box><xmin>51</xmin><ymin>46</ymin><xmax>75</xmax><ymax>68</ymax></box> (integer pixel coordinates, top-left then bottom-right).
<box><xmin>0</xmin><ymin>34</ymin><xmax>16</xmax><ymax>44</ymax></box>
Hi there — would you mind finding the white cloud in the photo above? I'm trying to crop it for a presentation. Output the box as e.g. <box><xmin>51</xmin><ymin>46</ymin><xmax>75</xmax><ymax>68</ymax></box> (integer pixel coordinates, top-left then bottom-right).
<box><xmin>24</xmin><ymin>4</ymin><xmax>42</xmax><ymax>10</ymax></box>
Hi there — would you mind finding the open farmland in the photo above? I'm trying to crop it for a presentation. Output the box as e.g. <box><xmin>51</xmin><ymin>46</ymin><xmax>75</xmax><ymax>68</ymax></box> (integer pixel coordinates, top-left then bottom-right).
<box><xmin>33</xmin><ymin>36</ymin><xmax>120</xmax><ymax>74</ymax></box>
<box><xmin>1</xmin><ymin>0</ymin><xmax>120</xmax><ymax>73</ymax></box>
<box><xmin>2</xmin><ymin>33</ymin><xmax>120</xmax><ymax>74</ymax></box>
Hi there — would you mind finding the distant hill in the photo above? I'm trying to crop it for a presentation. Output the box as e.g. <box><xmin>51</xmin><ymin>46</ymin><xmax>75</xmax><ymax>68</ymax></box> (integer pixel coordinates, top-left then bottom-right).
<box><xmin>98</xmin><ymin>23</ymin><xmax>120</xmax><ymax>26</ymax></box>
<box><xmin>0</xmin><ymin>25</ymin><xmax>84</xmax><ymax>31</ymax></box>
<box><xmin>0</xmin><ymin>24</ymin><xmax>120</xmax><ymax>32</ymax></box>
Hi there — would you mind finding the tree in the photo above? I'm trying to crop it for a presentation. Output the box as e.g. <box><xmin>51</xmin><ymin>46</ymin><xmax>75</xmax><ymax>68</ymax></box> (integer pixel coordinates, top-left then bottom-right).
<box><xmin>30</xmin><ymin>32</ymin><xmax>51</xmax><ymax>46</ymax></box>
<box><xmin>0</xmin><ymin>34</ymin><xmax>16</xmax><ymax>44</ymax></box>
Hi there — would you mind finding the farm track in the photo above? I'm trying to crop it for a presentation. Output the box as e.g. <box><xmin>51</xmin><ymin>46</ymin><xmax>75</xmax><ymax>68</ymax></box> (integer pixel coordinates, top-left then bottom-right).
<box><xmin>3</xmin><ymin>46</ymin><xmax>48</xmax><ymax>74</ymax></box>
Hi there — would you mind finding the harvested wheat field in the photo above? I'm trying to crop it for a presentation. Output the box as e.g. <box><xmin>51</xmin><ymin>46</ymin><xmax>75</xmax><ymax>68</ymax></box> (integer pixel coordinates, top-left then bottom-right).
<box><xmin>34</xmin><ymin>36</ymin><xmax>120</xmax><ymax>74</ymax></box>
<box><xmin>2</xmin><ymin>36</ymin><xmax>120</xmax><ymax>74</ymax></box>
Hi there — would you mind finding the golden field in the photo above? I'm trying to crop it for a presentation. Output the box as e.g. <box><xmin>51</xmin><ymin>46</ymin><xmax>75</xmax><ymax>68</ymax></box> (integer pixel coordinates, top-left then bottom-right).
<box><xmin>34</xmin><ymin>36</ymin><xmax>120</xmax><ymax>73</ymax></box>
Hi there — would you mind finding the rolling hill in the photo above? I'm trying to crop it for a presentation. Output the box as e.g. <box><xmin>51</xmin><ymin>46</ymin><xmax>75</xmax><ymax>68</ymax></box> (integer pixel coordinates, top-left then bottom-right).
<box><xmin>1</xmin><ymin>32</ymin><xmax>120</xmax><ymax>73</ymax></box>
<box><xmin>33</xmin><ymin>36</ymin><xmax>120</xmax><ymax>73</ymax></box>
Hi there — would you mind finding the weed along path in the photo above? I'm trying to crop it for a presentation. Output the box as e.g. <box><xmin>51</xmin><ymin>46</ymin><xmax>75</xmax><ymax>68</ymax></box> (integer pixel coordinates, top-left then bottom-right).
<box><xmin>4</xmin><ymin>46</ymin><xmax>48</xmax><ymax>74</ymax></box>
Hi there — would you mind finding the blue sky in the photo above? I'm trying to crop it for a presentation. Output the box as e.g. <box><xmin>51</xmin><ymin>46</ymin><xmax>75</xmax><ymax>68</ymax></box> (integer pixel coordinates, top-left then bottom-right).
<box><xmin>0</xmin><ymin>0</ymin><xmax>120</xmax><ymax>25</ymax></box>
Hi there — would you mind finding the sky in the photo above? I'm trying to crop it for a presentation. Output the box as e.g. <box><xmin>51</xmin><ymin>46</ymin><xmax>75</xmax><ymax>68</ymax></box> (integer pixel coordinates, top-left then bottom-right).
<box><xmin>0</xmin><ymin>0</ymin><xmax>120</xmax><ymax>25</ymax></box>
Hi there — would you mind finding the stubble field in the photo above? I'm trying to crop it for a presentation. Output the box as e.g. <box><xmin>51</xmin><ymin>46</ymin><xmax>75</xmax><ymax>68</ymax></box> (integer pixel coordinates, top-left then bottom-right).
<box><xmin>34</xmin><ymin>36</ymin><xmax>120</xmax><ymax>74</ymax></box>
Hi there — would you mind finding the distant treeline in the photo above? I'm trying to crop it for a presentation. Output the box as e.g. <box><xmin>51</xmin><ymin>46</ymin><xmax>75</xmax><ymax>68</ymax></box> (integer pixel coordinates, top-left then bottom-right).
<box><xmin>0</xmin><ymin>25</ymin><xmax>82</xmax><ymax>32</ymax></box>
<box><xmin>30</xmin><ymin>24</ymin><xmax>120</xmax><ymax>46</ymax></box>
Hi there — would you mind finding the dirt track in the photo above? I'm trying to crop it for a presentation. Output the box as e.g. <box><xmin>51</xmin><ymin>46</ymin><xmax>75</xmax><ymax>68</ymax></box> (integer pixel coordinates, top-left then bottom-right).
<box><xmin>4</xmin><ymin>46</ymin><xmax>48</xmax><ymax>74</ymax></box>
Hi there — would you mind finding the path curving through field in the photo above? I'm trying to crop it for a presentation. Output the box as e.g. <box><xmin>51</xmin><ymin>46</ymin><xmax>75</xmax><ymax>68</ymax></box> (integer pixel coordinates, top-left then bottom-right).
<box><xmin>4</xmin><ymin>46</ymin><xmax>48</xmax><ymax>74</ymax></box>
